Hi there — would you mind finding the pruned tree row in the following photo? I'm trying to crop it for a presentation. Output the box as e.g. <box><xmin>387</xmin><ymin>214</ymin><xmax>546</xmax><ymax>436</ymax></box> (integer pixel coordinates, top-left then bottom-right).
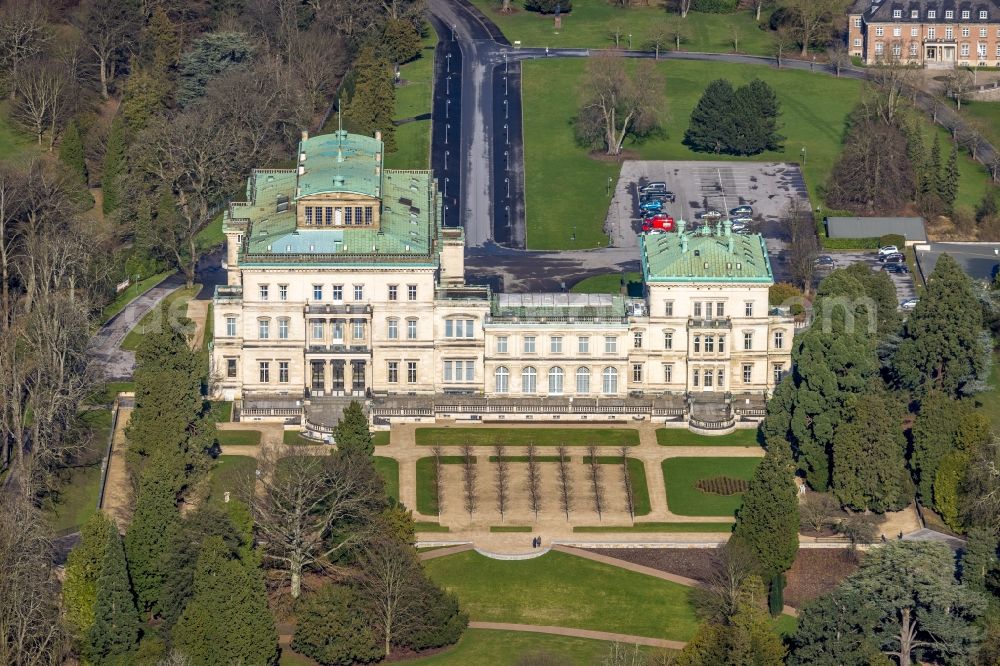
<box><xmin>462</xmin><ymin>443</ymin><xmax>477</xmax><ymax>519</ymax></box>
<box><xmin>620</xmin><ymin>447</ymin><xmax>635</xmax><ymax>520</ymax></box>
<box><xmin>526</xmin><ymin>443</ymin><xmax>542</xmax><ymax>519</ymax></box>
<box><xmin>587</xmin><ymin>445</ymin><xmax>605</xmax><ymax>520</ymax></box>
<box><xmin>494</xmin><ymin>444</ymin><xmax>509</xmax><ymax>521</ymax></box>
<box><xmin>557</xmin><ymin>446</ymin><xmax>572</xmax><ymax>520</ymax></box>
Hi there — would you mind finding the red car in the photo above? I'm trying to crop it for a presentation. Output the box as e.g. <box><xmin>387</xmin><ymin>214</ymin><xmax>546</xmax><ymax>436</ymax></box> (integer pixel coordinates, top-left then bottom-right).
<box><xmin>641</xmin><ymin>215</ymin><xmax>675</xmax><ymax>233</ymax></box>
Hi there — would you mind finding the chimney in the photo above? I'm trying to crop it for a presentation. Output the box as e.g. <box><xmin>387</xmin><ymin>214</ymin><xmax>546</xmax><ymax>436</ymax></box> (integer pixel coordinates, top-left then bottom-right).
<box><xmin>297</xmin><ymin>165</ymin><xmax>305</xmax><ymax>175</ymax></box>
<box><xmin>677</xmin><ymin>219</ymin><xmax>688</xmax><ymax>253</ymax></box>
<box><xmin>301</xmin><ymin>129</ymin><xmax>309</xmax><ymax>142</ymax></box>
<box><xmin>375</xmin><ymin>130</ymin><xmax>382</xmax><ymax>142</ymax></box>
<box><xmin>375</xmin><ymin>152</ymin><xmax>382</xmax><ymax>163</ymax></box>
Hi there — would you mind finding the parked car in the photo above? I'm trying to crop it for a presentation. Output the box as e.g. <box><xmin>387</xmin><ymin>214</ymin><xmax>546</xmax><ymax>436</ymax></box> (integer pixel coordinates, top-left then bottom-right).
<box><xmin>639</xmin><ymin>181</ymin><xmax>667</xmax><ymax>193</ymax></box>
<box><xmin>640</xmin><ymin>193</ymin><xmax>668</xmax><ymax>205</ymax></box>
<box><xmin>639</xmin><ymin>199</ymin><xmax>664</xmax><ymax>213</ymax></box>
<box><xmin>814</xmin><ymin>255</ymin><xmax>835</xmax><ymax>268</ymax></box>
<box><xmin>730</xmin><ymin>220</ymin><xmax>751</xmax><ymax>233</ymax></box>
<box><xmin>697</xmin><ymin>209</ymin><xmax>722</xmax><ymax>221</ymax></box>
<box><xmin>642</xmin><ymin>215</ymin><xmax>675</xmax><ymax>233</ymax></box>
<box><xmin>901</xmin><ymin>298</ymin><xmax>919</xmax><ymax>310</ymax></box>
<box><xmin>878</xmin><ymin>245</ymin><xmax>899</xmax><ymax>258</ymax></box>
<box><xmin>729</xmin><ymin>205</ymin><xmax>753</xmax><ymax>217</ymax></box>
<box><xmin>730</xmin><ymin>216</ymin><xmax>753</xmax><ymax>226</ymax></box>
<box><xmin>883</xmin><ymin>252</ymin><xmax>906</xmax><ymax>264</ymax></box>
<box><xmin>659</xmin><ymin>191</ymin><xmax>677</xmax><ymax>203</ymax></box>
<box><xmin>882</xmin><ymin>262</ymin><xmax>909</xmax><ymax>274</ymax></box>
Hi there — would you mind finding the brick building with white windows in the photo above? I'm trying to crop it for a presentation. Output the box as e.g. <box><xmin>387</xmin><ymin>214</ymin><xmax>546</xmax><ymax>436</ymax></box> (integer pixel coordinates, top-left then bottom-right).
<box><xmin>212</xmin><ymin>130</ymin><xmax>793</xmax><ymax>432</ymax></box>
<box><xmin>848</xmin><ymin>0</ymin><xmax>1000</xmax><ymax>67</ymax></box>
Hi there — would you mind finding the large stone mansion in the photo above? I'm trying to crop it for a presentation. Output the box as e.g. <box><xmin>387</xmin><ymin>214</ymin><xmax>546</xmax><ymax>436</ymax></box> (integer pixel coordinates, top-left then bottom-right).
<box><xmin>211</xmin><ymin>130</ymin><xmax>794</xmax><ymax>432</ymax></box>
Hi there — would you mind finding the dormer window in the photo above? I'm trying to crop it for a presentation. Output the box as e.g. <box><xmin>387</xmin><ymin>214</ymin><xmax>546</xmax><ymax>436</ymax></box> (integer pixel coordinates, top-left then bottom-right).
<box><xmin>963</xmin><ymin>10</ymin><xmax>970</xmax><ymax>19</ymax></box>
<box><xmin>980</xmin><ymin>10</ymin><xmax>988</xmax><ymax>20</ymax></box>
<box><xmin>911</xmin><ymin>10</ymin><xmax>918</xmax><ymax>18</ymax></box>
<box><xmin>945</xmin><ymin>10</ymin><xmax>953</xmax><ymax>19</ymax></box>
<box><xmin>927</xmin><ymin>10</ymin><xmax>936</xmax><ymax>19</ymax></box>
<box><xmin>893</xmin><ymin>9</ymin><xmax>901</xmax><ymax>18</ymax></box>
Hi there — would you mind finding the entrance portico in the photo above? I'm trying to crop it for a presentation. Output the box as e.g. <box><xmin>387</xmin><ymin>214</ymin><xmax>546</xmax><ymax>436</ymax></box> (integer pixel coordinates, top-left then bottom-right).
<box><xmin>924</xmin><ymin>41</ymin><xmax>956</xmax><ymax>67</ymax></box>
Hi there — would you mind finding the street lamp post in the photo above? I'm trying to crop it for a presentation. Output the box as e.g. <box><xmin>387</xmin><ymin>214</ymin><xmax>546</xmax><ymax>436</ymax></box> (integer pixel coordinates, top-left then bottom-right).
<box><xmin>503</xmin><ymin>98</ymin><xmax>508</xmax><ymax>119</ymax></box>
<box><xmin>505</xmin><ymin>177</ymin><xmax>510</xmax><ymax>197</ymax></box>
<box><xmin>446</xmin><ymin>98</ymin><xmax>450</xmax><ymax>118</ymax></box>
<box><xmin>444</xmin><ymin>177</ymin><xmax>449</xmax><ymax>197</ymax></box>
<box><xmin>628</xmin><ymin>33</ymin><xmax>632</xmax><ymax>49</ymax></box>
<box><xmin>444</xmin><ymin>150</ymin><xmax>449</xmax><ymax>169</ymax></box>
<box><xmin>607</xmin><ymin>176</ymin><xmax>612</xmax><ymax>196</ymax></box>
<box><xmin>445</xmin><ymin>123</ymin><xmax>450</xmax><ymax>143</ymax></box>
<box><xmin>800</xmin><ymin>146</ymin><xmax>807</xmax><ymax>165</ymax></box>
<box><xmin>446</xmin><ymin>53</ymin><xmax>451</xmax><ymax>73</ymax></box>
<box><xmin>504</xmin><ymin>123</ymin><xmax>508</xmax><ymax>144</ymax></box>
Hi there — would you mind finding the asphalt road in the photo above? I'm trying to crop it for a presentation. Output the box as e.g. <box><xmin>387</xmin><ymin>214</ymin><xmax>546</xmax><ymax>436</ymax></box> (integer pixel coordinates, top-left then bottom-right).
<box><xmin>429</xmin><ymin>13</ymin><xmax>462</xmax><ymax>230</ymax></box>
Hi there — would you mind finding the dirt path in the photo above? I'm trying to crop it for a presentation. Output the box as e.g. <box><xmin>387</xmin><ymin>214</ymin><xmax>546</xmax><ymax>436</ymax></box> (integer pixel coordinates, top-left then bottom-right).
<box><xmin>186</xmin><ymin>298</ymin><xmax>209</xmax><ymax>350</ymax></box>
<box><xmin>467</xmin><ymin>622</ymin><xmax>686</xmax><ymax>650</ymax></box>
<box><xmin>102</xmin><ymin>407</ymin><xmax>132</xmax><ymax>529</ymax></box>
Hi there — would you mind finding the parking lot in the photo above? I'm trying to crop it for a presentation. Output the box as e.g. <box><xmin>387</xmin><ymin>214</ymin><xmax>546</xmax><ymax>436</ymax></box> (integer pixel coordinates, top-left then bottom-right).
<box><xmin>606</xmin><ymin>160</ymin><xmax>810</xmax><ymax>250</ymax></box>
<box><xmin>819</xmin><ymin>250</ymin><xmax>919</xmax><ymax>307</ymax></box>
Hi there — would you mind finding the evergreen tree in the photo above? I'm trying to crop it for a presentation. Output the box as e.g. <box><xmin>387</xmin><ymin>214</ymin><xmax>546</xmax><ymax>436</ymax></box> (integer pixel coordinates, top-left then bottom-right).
<box><xmin>58</xmin><ymin>120</ymin><xmax>87</xmax><ymax>185</ymax></box>
<box><xmin>839</xmin><ymin>263</ymin><xmax>902</xmax><ymax>339</ymax></box>
<box><xmin>684</xmin><ymin>79</ymin><xmax>736</xmax><ymax>154</ymax></box>
<box><xmin>86</xmin><ymin>527</ymin><xmax>140</xmax><ymax>663</ymax></box>
<box><xmin>292</xmin><ymin>584</ymin><xmax>383</xmax><ymax>665</ymax></box>
<box><xmin>344</xmin><ymin>46</ymin><xmax>397</xmax><ymax>152</ymax></box>
<box><xmin>121</xmin><ymin>68</ymin><xmax>168</xmax><ymax>134</ymax></box>
<box><xmin>381</xmin><ymin>18</ymin><xmax>421</xmax><ymax>66</ymax></box>
<box><xmin>904</xmin><ymin>116</ymin><xmax>927</xmax><ymax>197</ymax></box>
<box><xmin>732</xmin><ymin>439</ymin><xmax>800</xmax><ymax>579</ymax></box>
<box><xmin>333</xmin><ymin>401</ymin><xmax>374</xmax><ymax>457</ymax></box>
<box><xmin>173</xmin><ymin>537</ymin><xmax>278</xmax><ymax>666</ymax></box>
<box><xmin>63</xmin><ymin>513</ymin><xmax>116</xmax><ymax>645</ymax></box>
<box><xmin>893</xmin><ymin>254</ymin><xmax>985</xmax><ymax>397</ymax></box>
<box><xmin>933</xmin><ymin>448</ymin><xmax>968</xmax><ymax>530</ymax></box>
<box><xmin>789</xmin><ymin>587</ymin><xmax>889</xmax><ymax>666</ymax></box>
<box><xmin>929</xmin><ymin>132</ymin><xmax>943</xmax><ymax>193</ymax></box>
<box><xmin>176</xmin><ymin>31</ymin><xmax>254</xmax><ymax>106</ymax></box>
<box><xmin>941</xmin><ymin>141</ymin><xmax>959</xmax><ymax>213</ymax></box>
<box><xmin>832</xmin><ymin>391</ymin><xmax>910</xmax><ymax>512</ymax></box>
<box><xmin>125</xmin><ymin>457</ymin><xmax>180</xmax><ymax>612</ymax></box>
<box><xmin>961</xmin><ymin>527</ymin><xmax>999</xmax><ymax>594</ymax></box>
<box><xmin>739</xmin><ymin>78</ymin><xmax>783</xmax><ymax>153</ymax></box>
<box><xmin>911</xmin><ymin>391</ymin><xmax>965</xmax><ymax>501</ymax></box>
<box><xmin>102</xmin><ymin>117</ymin><xmax>127</xmax><ymax>214</ymax></box>
<box><xmin>143</xmin><ymin>7</ymin><xmax>181</xmax><ymax>74</ymax></box>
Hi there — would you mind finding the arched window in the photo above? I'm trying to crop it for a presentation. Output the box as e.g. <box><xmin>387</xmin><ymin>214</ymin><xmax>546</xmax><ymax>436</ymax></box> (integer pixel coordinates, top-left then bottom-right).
<box><xmin>522</xmin><ymin>366</ymin><xmax>537</xmax><ymax>393</ymax></box>
<box><xmin>548</xmin><ymin>366</ymin><xmax>564</xmax><ymax>394</ymax></box>
<box><xmin>693</xmin><ymin>335</ymin><xmax>701</xmax><ymax>353</ymax></box>
<box><xmin>602</xmin><ymin>367</ymin><xmax>618</xmax><ymax>394</ymax></box>
<box><xmin>576</xmin><ymin>367</ymin><xmax>590</xmax><ymax>393</ymax></box>
<box><xmin>495</xmin><ymin>366</ymin><xmax>509</xmax><ymax>393</ymax></box>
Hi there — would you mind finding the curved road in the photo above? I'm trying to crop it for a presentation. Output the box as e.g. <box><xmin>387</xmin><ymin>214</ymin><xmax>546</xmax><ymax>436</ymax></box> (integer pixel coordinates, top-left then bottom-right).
<box><xmin>426</xmin><ymin>0</ymin><xmax>998</xmax><ymax>289</ymax></box>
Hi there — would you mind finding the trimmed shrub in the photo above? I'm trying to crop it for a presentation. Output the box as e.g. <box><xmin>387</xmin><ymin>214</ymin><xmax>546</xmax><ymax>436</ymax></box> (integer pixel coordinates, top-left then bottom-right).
<box><xmin>524</xmin><ymin>0</ymin><xmax>571</xmax><ymax>13</ymax></box>
<box><xmin>821</xmin><ymin>236</ymin><xmax>880</xmax><ymax>250</ymax></box>
<box><xmin>691</xmin><ymin>0</ymin><xmax>738</xmax><ymax>12</ymax></box>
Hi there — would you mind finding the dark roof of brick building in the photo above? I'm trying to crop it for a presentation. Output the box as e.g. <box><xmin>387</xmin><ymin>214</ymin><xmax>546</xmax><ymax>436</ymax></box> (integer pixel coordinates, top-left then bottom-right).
<box><xmin>850</xmin><ymin>0</ymin><xmax>1000</xmax><ymax>21</ymax></box>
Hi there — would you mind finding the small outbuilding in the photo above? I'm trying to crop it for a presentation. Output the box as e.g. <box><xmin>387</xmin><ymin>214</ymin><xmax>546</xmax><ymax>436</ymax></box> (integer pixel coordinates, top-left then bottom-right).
<box><xmin>915</xmin><ymin>242</ymin><xmax>1000</xmax><ymax>283</ymax></box>
<box><xmin>825</xmin><ymin>217</ymin><xmax>928</xmax><ymax>245</ymax></box>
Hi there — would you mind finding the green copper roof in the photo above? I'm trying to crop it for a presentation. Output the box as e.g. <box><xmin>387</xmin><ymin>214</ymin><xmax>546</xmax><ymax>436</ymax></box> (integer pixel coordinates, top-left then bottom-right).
<box><xmin>641</xmin><ymin>226</ymin><xmax>773</xmax><ymax>283</ymax></box>
<box><xmin>297</xmin><ymin>130</ymin><xmax>383</xmax><ymax>199</ymax></box>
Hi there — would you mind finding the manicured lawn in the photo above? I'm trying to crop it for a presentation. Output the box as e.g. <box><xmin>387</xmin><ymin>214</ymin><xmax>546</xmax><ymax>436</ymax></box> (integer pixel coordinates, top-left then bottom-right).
<box><xmin>207</xmin><ymin>455</ymin><xmax>256</xmax><ymax>506</ymax></box>
<box><xmin>490</xmin><ymin>525</ymin><xmax>533</xmax><ymax>532</ymax></box>
<box><xmin>386</xmin><ymin>25</ymin><xmax>437</xmax><ymax>170</ymax></box>
<box><xmin>662</xmin><ymin>457</ymin><xmax>761</xmax><ymax>516</ymax></box>
<box><xmin>100</xmin><ymin>271</ymin><xmax>173</xmax><ymax>323</ymax></box>
<box><xmin>216</xmin><ymin>429</ymin><xmax>261</xmax><ymax>446</ymax></box>
<box><xmin>0</xmin><ymin>103</ymin><xmax>40</xmax><ymax>163</ymax></box>
<box><xmin>86</xmin><ymin>381</ymin><xmax>135</xmax><ymax>406</ymax></box>
<box><xmin>424</xmin><ymin>550</ymin><xmax>699</xmax><ymax>640</ymax></box>
<box><xmin>121</xmin><ymin>285</ymin><xmax>200</xmax><ymax>351</ymax></box>
<box><xmin>195</xmin><ymin>212</ymin><xmax>224</xmax><ymax>252</ymax></box>
<box><xmin>44</xmin><ymin>409</ymin><xmax>113</xmax><ymax>533</ymax></box>
<box><xmin>372</xmin><ymin>431</ymin><xmax>390</xmax><ymax>446</ymax></box>
<box><xmin>467</xmin><ymin>0</ymin><xmax>775</xmax><ymax>54</ymax></box>
<box><xmin>415</xmin><ymin>521</ymin><xmax>450</xmax><ymax>532</ymax></box>
<box><xmin>374</xmin><ymin>456</ymin><xmax>399</xmax><ymax>501</ymax></box>
<box><xmin>415</xmin><ymin>427</ymin><xmax>639</xmax><ymax>447</ymax></box>
<box><xmin>410</xmin><ymin>628</ymin><xmax>655</xmax><ymax>665</ymax></box>
<box><xmin>773</xmin><ymin>613</ymin><xmax>799</xmax><ymax>637</ymax></box>
<box><xmin>570</xmin><ymin>271</ymin><xmax>643</xmax><ymax>295</ymax></box>
<box><xmin>521</xmin><ymin>58</ymin><xmax>864</xmax><ymax>249</ymax></box>
<box><xmin>976</xmin><ymin>351</ymin><xmax>1000</xmax><ymax>429</ymax></box>
<box><xmin>656</xmin><ymin>427</ymin><xmax>761</xmax><ymax>447</ymax></box>
<box><xmin>416</xmin><ymin>456</ymin><xmax>440</xmax><ymax>515</ymax></box>
<box><xmin>207</xmin><ymin>400</ymin><xmax>233</xmax><ymax>423</ymax></box>
<box><xmin>283</xmin><ymin>430</ymin><xmax>318</xmax><ymax>446</ymax></box>
<box><xmin>573</xmin><ymin>522</ymin><xmax>733</xmax><ymax>533</ymax></box>
<box><xmin>386</xmin><ymin>119</ymin><xmax>432</xmax><ymax>170</ymax></box>
<box><xmin>960</xmin><ymin>99</ymin><xmax>1000</xmax><ymax>160</ymax></box>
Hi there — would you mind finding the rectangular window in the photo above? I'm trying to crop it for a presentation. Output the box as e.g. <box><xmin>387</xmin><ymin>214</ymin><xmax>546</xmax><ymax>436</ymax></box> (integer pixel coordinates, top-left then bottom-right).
<box><xmin>744</xmin><ymin>301</ymin><xmax>753</xmax><ymax>317</ymax></box>
<box><xmin>325</xmin><ymin>207</ymin><xmax>333</xmax><ymax>225</ymax></box>
<box><xmin>332</xmin><ymin>321</ymin><xmax>344</xmax><ymax>341</ymax></box>
<box><xmin>388</xmin><ymin>285</ymin><xmax>398</xmax><ymax>301</ymax></box>
<box><xmin>632</xmin><ymin>364</ymin><xmax>643</xmax><ymax>383</ymax></box>
<box><xmin>927</xmin><ymin>27</ymin><xmax>935</xmax><ymax>39</ymax></box>
<box><xmin>311</xmin><ymin>320</ymin><xmax>323</xmax><ymax>340</ymax></box>
<box><xmin>551</xmin><ymin>336</ymin><xmax>563</xmax><ymax>353</ymax></box>
<box><xmin>279</xmin><ymin>319</ymin><xmax>289</xmax><ymax>339</ymax></box>
<box><xmin>305</xmin><ymin>207</ymin><xmax>313</xmax><ymax>225</ymax></box>
<box><xmin>717</xmin><ymin>369</ymin><xmax>725</xmax><ymax>388</ymax></box>
<box><xmin>465</xmin><ymin>320</ymin><xmax>474</xmax><ymax>338</ymax></box>
<box><xmin>853</xmin><ymin>17</ymin><xmax>861</xmax><ymax>27</ymax></box>
<box><xmin>693</xmin><ymin>302</ymin><xmax>702</xmax><ymax>317</ymax></box>
<box><xmin>345</xmin><ymin>206</ymin><xmax>353</xmax><ymax>225</ymax></box>
<box><xmin>226</xmin><ymin>316</ymin><xmax>237</xmax><ymax>337</ymax></box>
<box><xmin>633</xmin><ymin>331</ymin><xmax>643</xmax><ymax>349</ymax></box>
<box><xmin>927</xmin><ymin>10</ymin><xmax>936</xmax><ymax>19</ymax></box>
<box><xmin>893</xmin><ymin>27</ymin><xmax>901</xmax><ymax>37</ymax></box>
<box><xmin>388</xmin><ymin>361</ymin><xmax>398</xmax><ymax>383</ymax></box>
<box><xmin>497</xmin><ymin>336</ymin><xmax>508</xmax><ymax>353</ymax></box>
<box><xmin>443</xmin><ymin>361</ymin><xmax>452</xmax><ymax>382</ymax></box>
<box><xmin>744</xmin><ymin>332</ymin><xmax>753</xmax><ymax>350</ymax></box>
<box><xmin>313</xmin><ymin>284</ymin><xmax>323</xmax><ymax>301</ymax></box>
<box><xmin>892</xmin><ymin>9</ymin><xmax>900</xmax><ymax>18</ymax></box>
<box><xmin>576</xmin><ymin>369</ymin><xmax>589</xmax><ymax>393</ymax></box>
<box><xmin>743</xmin><ymin>364</ymin><xmax>753</xmax><ymax>384</ymax></box>
<box><xmin>704</xmin><ymin>370</ymin><xmax>713</xmax><ymax>387</ymax></box>
<box><xmin>279</xmin><ymin>361</ymin><xmax>289</xmax><ymax>383</ymax></box>
<box><xmin>980</xmin><ymin>10</ymin><xmax>988</xmax><ymax>19</ymax></box>
<box><xmin>854</xmin><ymin>38</ymin><xmax>862</xmax><ymax>47</ymax></box>
<box><xmin>388</xmin><ymin>319</ymin><xmax>398</xmax><ymax>339</ymax></box>
<box><xmin>875</xmin><ymin>26</ymin><xmax>884</xmax><ymax>37</ymax></box>
<box><xmin>524</xmin><ymin>336</ymin><xmax>536</xmax><ymax>353</ymax></box>
<box><xmin>911</xmin><ymin>27</ymin><xmax>918</xmax><ymax>36</ymax></box>
<box><xmin>353</xmin><ymin>321</ymin><xmax>365</xmax><ymax>340</ymax></box>
<box><xmin>875</xmin><ymin>43</ymin><xmax>884</xmax><ymax>55</ymax></box>
<box><xmin>946</xmin><ymin>10</ymin><xmax>953</xmax><ymax>19</ymax></box>
<box><xmin>226</xmin><ymin>358</ymin><xmax>237</xmax><ymax>378</ymax></box>
<box><xmin>445</xmin><ymin>319</ymin><xmax>475</xmax><ymax>338</ymax></box>
<box><xmin>692</xmin><ymin>369</ymin><xmax>699</xmax><ymax>387</ymax></box>
<box><xmin>705</xmin><ymin>336</ymin><xmax>714</xmax><ymax>353</ymax></box>
<box><xmin>604</xmin><ymin>336</ymin><xmax>617</xmax><ymax>354</ymax></box>
<box><xmin>332</xmin><ymin>285</ymin><xmax>343</xmax><ymax>301</ymax></box>
<box><xmin>259</xmin><ymin>284</ymin><xmax>269</xmax><ymax>300</ymax></box>
<box><xmin>664</xmin><ymin>300</ymin><xmax>674</xmax><ymax>316</ymax></box>
<box><xmin>259</xmin><ymin>361</ymin><xmax>270</xmax><ymax>383</ymax></box>
<box><xmin>663</xmin><ymin>363</ymin><xmax>673</xmax><ymax>383</ymax></box>
<box><xmin>406</xmin><ymin>319</ymin><xmax>417</xmax><ymax>340</ymax></box>
<box><xmin>664</xmin><ymin>331</ymin><xmax>673</xmax><ymax>350</ymax></box>
<box><xmin>694</xmin><ymin>336</ymin><xmax>701</xmax><ymax>353</ymax></box>
<box><xmin>963</xmin><ymin>10</ymin><xmax>970</xmax><ymax>19</ymax></box>
<box><xmin>258</xmin><ymin>319</ymin><xmax>270</xmax><ymax>339</ymax></box>
<box><xmin>981</xmin><ymin>28</ymin><xmax>989</xmax><ymax>38</ymax></box>
<box><xmin>407</xmin><ymin>361</ymin><xmax>417</xmax><ymax>383</ymax></box>
<box><xmin>719</xmin><ymin>336</ymin><xmax>726</xmax><ymax>353</ymax></box>
<box><xmin>978</xmin><ymin>43</ymin><xmax>987</xmax><ymax>58</ymax></box>
<box><xmin>962</xmin><ymin>43</ymin><xmax>970</xmax><ymax>56</ymax></box>
<box><xmin>354</xmin><ymin>206</ymin><xmax>363</xmax><ymax>224</ymax></box>
<box><xmin>279</xmin><ymin>284</ymin><xmax>287</xmax><ymax>301</ymax></box>
<box><xmin>364</xmin><ymin>206</ymin><xmax>373</xmax><ymax>225</ymax></box>
<box><xmin>773</xmin><ymin>364</ymin><xmax>784</xmax><ymax>384</ymax></box>
<box><xmin>354</xmin><ymin>285</ymin><xmax>364</xmax><ymax>301</ymax></box>
<box><xmin>963</xmin><ymin>27</ymin><xmax>971</xmax><ymax>37</ymax></box>
<box><xmin>578</xmin><ymin>336</ymin><xmax>590</xmax><ymax>354</ymax></box>
<box><xmin>910</xmin><ymin>43</ymin><xmax>918</xmax><ymax>56</ymax></box>
<box><xmin>407</xmin><ymin>284</ymin><xmax>417</xmax><ymax>301</ymax></box>
<box><xmin>773</xmin><ymin>331</ymin><xmax>784</xmax><ymax>349</ymax></box>
<box><xmin>946</xmin><ymin>26</ymin><xmax>954</xmax><ymax>39</ymax></box>
<box><xmin>466</xmin><ymin>362</ymin><xmax>474</xmax><ymax>382</ymax></box>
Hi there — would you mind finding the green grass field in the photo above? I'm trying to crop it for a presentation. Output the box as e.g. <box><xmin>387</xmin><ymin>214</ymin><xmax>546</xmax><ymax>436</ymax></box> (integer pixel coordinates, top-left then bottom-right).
<box><xmin>386</xmin><ymin>26</ymin><xmax>437</xmax><ymax>170</ymax></box>
<box><xmin>570</xmin><ymin>271</ymin><xmax>643</xmax><ymax>295</ymax></box>
<box><xmin>100</xmin><ymin>271</ymin><xmax>173</xmax><ymax>323</ymax></box>
<box><xmin>468</xmin><ymin>0</ymin><xmax>775</xmax><ymax>54</ymax></box>
<box><xmin>0</xmin><ymin>103</ymin><xmax>40</xmax><ymax>164</ymax></box>
<box><xmin>415</xmin><ymin>521</ymin><xmax>450</xmax><ymax>532</ymax></box>
<box><xmin>195</xmin><ymin>212</ymin><xmax>225</xmax><ymax>252</ymax></box>
<box><xmin>960</xmin><ymin>99</ymin><xmax>1000</xmax><ymax>159</ymax></box>
<box><xmin>573</xmin><ymin>522</ymin><xmax>733</xmax><ymax>533</ymax></box>
<box><xmin>207</xmin><ymin>455</ymin><xmax>257</xmax><ymax>507</ymax></box>
<box><xmin>424</xmin><ymin>550</ymin><xmax>698</xmax><ymax>640</ymax></box>
<box><xmin>415</xmin><ymin>427</ymin><xmax>639</xmax><ymax>447</ymax></box>
<box><xmin>416</xmin><ymin>456</ymin><xmax>440</xmax><ymax>515</ymax></box>
<box><xmin>917</xmin><ymin>117</ymin><xmax>990</xmax><ymax>218</ymax></box>
<box><xmin>409</xmin><ymin>628</ymin><xmax>657</xmax><ymax>665</ymax></box>
<box><xmin>521</xmin><ymin>58</ymin><xmax>864</xmax><ymax>249</ymax></box>
<box><xmin>373</xmin><ymin>431</ymin><xmax>390</xmax><ymax>446</ymax></box>
<box><xmin>282</xmin><ymin>430</ymin><xmax>318</xmax><ymax>446</ymax></box>
<box><xmin>976</xmin><ymin>351</ymin><xmax>1000</xmax><ymax>429</ymax></box>
<box><xmin>374</xmin><ymin>456</ymin><xmax>400</xmax><ymax>501</ymax></box>
<box><xmin>86</xmin><ymin>381</ymin><xmax>136</xmax><ymax>406</ymax></box>
<box><xmin>121</xmin><ymin>285</ymin><xmax>200</xmax><ymax>351</ymax></box>
<box><xmin>656</xmin><ymin>427</ymin><xmax>761</xmax><ymax>447</ymax></box>
<box><xmin>44</xmin><ymin>409</ymin><xmax>112</xmax><ymax>533</ymax></box>
<box><xmin>662</xmin><ymin>456</ymin><xmax>760</xmax><ymax>516</ymax></box>
<box><xmin>216</xmin><ymin>429</ymin><xmax>262</xmax><ymax>446</ymax></box>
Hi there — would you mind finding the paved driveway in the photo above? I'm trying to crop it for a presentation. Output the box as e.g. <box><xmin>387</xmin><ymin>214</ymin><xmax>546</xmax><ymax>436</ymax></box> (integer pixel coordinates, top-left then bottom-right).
<box><xmin>820</xmin><ymin>250</ymin><xmax>918</xmax><ymax>306</ymax></box>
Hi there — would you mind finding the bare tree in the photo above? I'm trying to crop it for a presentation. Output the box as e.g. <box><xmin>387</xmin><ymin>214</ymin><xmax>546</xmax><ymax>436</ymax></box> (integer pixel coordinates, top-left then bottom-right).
<box><xmin>0</xmin><ymin>495</ymin><xmax>65</xmax><ymax>665</ymax></box>
<box><xmin>750</xmin><ymin>0</ymin><xmax>768</xmax><ymax>22</ymax></box>
<box><xmin>494</xmin><ymin>444</ymin><xmax>509</xmax><ymax>522</ymax></box>
<box><xmin>291</xmin><ymin>26</ymin><xmax>347</xmax><ymax>115</ymax></box>
<box><xmin>0</xmin><ymin>0</ymin><xmax>51</xmax><ymax>100</ymax></box>
<box><xmin>432</xmin><ymin>446</ymin><xmax>444</xmax><ymax>515</ymax></box>
<box><xmin>836</xmin><ymin>512</ymin><xmax>880</xmax><ymax>561</ymax></box>
<box><xmin>866</xmin><ymin>59</ymin><xmax>916</xmax><ymax>125</ymax></box>
<box><xmin>11</xmin><ymin>58</ymin><xmax>72</xmax><ymax>147</ymax></box>
<box><xmin>693</xmin><ymin>540</ymin><xmax>762</xmax><ymax>622</ymax></box>
<box><xmin>730</xmin><ymin>24</ymin><xmax>741</xmax><ymax>53</ymax></box>
<box><xmin>575</xmin><ymin>52</ymin><xmax>664</xmax><ymax>156</ymax></box>
<box><xmin>827</xmin><ymin>43</ymin><xmax>851</xmax><ymax>77</ymax></box>
<box><xmin>243</xmin><ymin>448</ymin><xmax>385</xmax><ymax>598</ymax></box>
<box><xmin>664</xmin><ymin>15</ymin><xmax>690</xmax><ymax>51</ymax></box>
<box><xmin>462</xmin><ymin>443</ymin><xmax>477</xmax><ymax>519</ymax></box>
<box><xmin>526</xmin><ymin>444</ymin><xmax>542</xmax><ymax>519</ymax></box>
<box><xmin>72</xmin><ymin>0</ymin><xmax>138</xmax><ymax>99</ymax></box>
<box><xmin>675</xmin><ymin>0</ymin><xmax>693</xmax><ymax>18</ymax></box>
<box><xmin>781</xmin><ymin>0</ymin><xmax>848</xmax><ymax>57</ymax></box>
<box><xmin>603</xmin><ymin>641</ymin><xmax>646</xmax><ymax>666</ymax></box>
<box><xmin>557</xmin><ymin>446</ymin><xmax>572</xmax><ymax>520</ymax></box>
<box><xmin>646</xmin><ymin>24</ymin><xmax>669</xmax><ymax>59</ymax></box>
<box><xmin>355</xmin><ymin>537</ymin><xmax>429</xmax><ymax>658</ymax></box>
<box><xmin>620</xmin><ymin>447</ymin><xmax>634</xmax><ymax>519</ymax></box>
<box><xmin>773</xmin><ymin>25</ymin><xmax>796</xmax><ymax>68</ymax></box>
<box><xmin>607</xmin><ymin>20</ymin><xmax>625</xmax><ymax>49</ymax></box>
<box><xmin>587</xmin><ymin>446</ymin><xmax>605</xmax><ymax>519</ymax></box>
<box><xmin>957</xmin><ymin>122</ymin><xmax>985</xmax><ymax>161</ymax></box>
<box><xmin>781</xmin><ymin>197</ymin><xmax>819</xmax><ymax>293</ymax></box>
<box><xmin>798</xmin><ymin>491</ymin><xmax>843</xmax><ymax>533</ymax></box>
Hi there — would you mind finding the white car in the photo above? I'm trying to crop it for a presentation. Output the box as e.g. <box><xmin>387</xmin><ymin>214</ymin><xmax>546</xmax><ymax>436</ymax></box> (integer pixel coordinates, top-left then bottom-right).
<box><xmin>900</xmin><ymin>298</ymin><xmax>919</xmax><ymax>310</ymax></box>
<box><xmin>878</xmin><ymin>245</ymin><xmax>899</xmax><ymax>257</ymax></box>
